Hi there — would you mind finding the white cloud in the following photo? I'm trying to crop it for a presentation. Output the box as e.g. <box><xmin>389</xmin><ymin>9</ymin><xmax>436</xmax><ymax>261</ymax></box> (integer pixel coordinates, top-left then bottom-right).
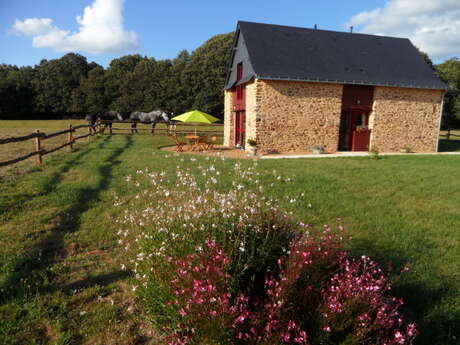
<box><xmin>12</xmin><ymin>18</ymin><xmax>55</xmax><ymax>35</ymax></box>
<box><xmin>11</xmin><ymin>0</ymin><xmax>139</xmax><ymax>54</ymax></box>
<box><xmin>347</xmin><ymin>0</ymin><xmax>460</xmax><ymax>61</ymax></box>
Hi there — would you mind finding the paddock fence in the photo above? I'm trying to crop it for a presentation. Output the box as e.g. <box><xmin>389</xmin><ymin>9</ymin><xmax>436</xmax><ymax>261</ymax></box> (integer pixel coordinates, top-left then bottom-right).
<box><xmin>1</xmin><ymin>121</ymin><xmax>224</xmax><ymax>168</ymax></box>
<box><xmin>100</xmin><ymin>120</ymin><xmax>224</xmax><ymax>136</ymax></box>
<box><xmin>0</xmin><ymin>124</ymin><xmax>99</xmax><ymax>168</ymax></box>
<box><xmin>440</xmin><ymin>129</ymin><xmax>460</xmax><ymax>140</ymax></box>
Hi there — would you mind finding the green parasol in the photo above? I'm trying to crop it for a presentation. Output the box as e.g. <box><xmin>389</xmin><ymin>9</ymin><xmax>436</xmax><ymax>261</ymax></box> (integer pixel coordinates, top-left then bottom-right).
<box><xmin>171</xmin><ymin>110</ymin><xmax>220</xmax><ymax>135</ymax></box>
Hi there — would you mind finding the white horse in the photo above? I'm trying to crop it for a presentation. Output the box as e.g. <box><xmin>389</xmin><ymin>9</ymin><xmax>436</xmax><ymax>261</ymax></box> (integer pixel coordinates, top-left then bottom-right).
<box><xmin>129</xmin><ymin>110</ymin><xmax>170</xmax><ymax>134</ymax></box>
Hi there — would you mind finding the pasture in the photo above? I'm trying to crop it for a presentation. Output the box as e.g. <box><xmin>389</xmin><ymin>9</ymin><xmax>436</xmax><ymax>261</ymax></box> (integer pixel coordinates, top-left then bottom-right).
<box><xmin>0</xmin><ymin>121</ymin><xmax>459</xmax><ymax>345</ymax></box>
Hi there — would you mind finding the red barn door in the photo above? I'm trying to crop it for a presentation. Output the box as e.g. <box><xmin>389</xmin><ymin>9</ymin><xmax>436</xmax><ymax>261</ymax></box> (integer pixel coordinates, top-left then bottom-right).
<box><xmin>234</xmin><ymin>111</ymin><xmax>246</xmax><ymax>147</ymax></box>
<box><xmin>233</xmin><ymin>62</ymin><xmax>246</xmax><ymax>148</ymax></box>
<box><xmin>339</xmin><ymin>85</ymin><xmax>374</xmax><ymax>151</ymax></box>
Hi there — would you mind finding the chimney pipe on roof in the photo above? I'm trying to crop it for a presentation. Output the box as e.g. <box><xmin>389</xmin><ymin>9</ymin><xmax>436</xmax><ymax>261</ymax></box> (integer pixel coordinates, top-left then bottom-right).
<box><xmin>350</xmin><ymin>26</ymin><xmax>353</xmax><ymax>33</ymax></box>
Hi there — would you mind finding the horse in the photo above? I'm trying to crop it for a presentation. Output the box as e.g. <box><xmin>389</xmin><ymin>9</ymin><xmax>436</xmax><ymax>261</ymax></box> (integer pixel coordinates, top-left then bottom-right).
<box><xmin>129</xmin><ymin>110</ymin><xmax>170</xmax><ymax>134</ymax></box>
<box><xmin>85</xmin><ymin>111</ymin><xmax>123</xmax><ymax>134</ymax></box>
<box><xmin>168</xmin><ymin>112</ymin><xmax>179</xmax><ymax>134</ymax></box>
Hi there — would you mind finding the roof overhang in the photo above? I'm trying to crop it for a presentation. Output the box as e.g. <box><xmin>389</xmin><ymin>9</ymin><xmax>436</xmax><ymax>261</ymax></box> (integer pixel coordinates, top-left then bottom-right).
<box><xmin>255</xmin><ymin>74</ymin><xmax>449</xmax><ymax>91</ymax></box>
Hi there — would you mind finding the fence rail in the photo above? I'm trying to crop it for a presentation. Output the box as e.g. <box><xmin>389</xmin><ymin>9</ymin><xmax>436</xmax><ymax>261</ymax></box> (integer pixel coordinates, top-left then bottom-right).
<box><xmin>99</xmin><ymin>120</ymin><xmax>224</xmax><ymax>135</ymax></box>
<box><xmin>0</xmin><ymin>124</ymin><xmax>97</xmax><ymax>168</ymax></box>
<box><xmin>441</xmin><ymin>129</ymin><xmax>460</xmax><ymax>140</ymax></box>
<box><xmin>1</xmin><ymin>120</ymin><xmax>224</xmax><ymax>168</ymax></box>
<box><xmin>0</xmin><ymin>150</ymin><xmax>41</xmax><ymax>168</ymax></box>
<box><xmin>0</xmin><ymin>132</ymin><xmax>44</xmax><ymax>145</ymax></box>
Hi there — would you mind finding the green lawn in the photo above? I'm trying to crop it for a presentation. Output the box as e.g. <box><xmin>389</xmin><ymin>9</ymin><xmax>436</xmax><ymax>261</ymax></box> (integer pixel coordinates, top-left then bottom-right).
<box><xmin>439</xmin><ymin>129</ymin><xmax>460</xmax><ymax>151</ymax></box>
<box><xmin>0</xmin><ymin>127</ymin><xmax>459</xmax><ymax>345</ymax></box>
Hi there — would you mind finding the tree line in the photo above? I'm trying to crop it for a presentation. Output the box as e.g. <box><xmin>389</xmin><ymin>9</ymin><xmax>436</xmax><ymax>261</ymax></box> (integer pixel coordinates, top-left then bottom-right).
<box><xmin>0</xmin><ymin>32</ymin><xmax>234</xmax><ymax>120</ymax></box>
<box><xmin>0</xmin><ymin>31</ymin><xmax>459</xmax><ymax>127</ymax></box>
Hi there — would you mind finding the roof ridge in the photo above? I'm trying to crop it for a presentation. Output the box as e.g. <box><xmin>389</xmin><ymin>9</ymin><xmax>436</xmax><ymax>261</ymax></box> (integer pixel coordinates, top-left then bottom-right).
<box><xmin>237</xmin><ymin>20</ymin><xmax>410</xmax><ymax>42</ymax></box>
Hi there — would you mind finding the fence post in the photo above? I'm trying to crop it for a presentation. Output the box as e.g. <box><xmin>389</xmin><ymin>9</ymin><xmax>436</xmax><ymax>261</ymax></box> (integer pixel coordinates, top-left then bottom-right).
<box><xmin>68</xmin><ymin>124</ymin><xmax>74</xmax><ymax>150</ymax></box>
<box><xmin>446</xmin><ymin>129</ymin><xmax>451</xmax><ymax>140</ymax></box>
<box><xmin>35</xmin><ymin>129</ymin><xmax>43</xmax><ymax>165</ymax></box>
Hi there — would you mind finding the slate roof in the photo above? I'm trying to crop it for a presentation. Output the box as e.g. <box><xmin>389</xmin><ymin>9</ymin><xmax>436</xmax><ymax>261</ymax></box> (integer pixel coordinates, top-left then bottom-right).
<box><xmin>225</xmin><ymin>21</ymin><xmax>447</xmax><ymax>90</ymax></box>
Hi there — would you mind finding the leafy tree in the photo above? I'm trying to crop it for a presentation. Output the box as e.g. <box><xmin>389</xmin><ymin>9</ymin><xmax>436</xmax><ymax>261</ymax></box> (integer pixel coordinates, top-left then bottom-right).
<box><xmin>181</xmin><ymin>32</ymin><xmax>234</xmax><ymax>118</ymax></box>
<box><xmin>0</xmin><ymin>64</ymin><xmax>35</xmax><ymax>118</ymax></box>
<box><xmin>105</xmin><ymin>54</ymin><xmax>148</xmax><ymax>112</ymax></box>
<box><xmin>436</xmin><ymin>57</ymin><xmax>460</xmax><ymax>127</ymax></box>
<box><xmin>165</xmin><ymin>50</ymin><xmax>192</xmax><ymax>114</ymax></box>
<box><xmin>73</xmin><ymin>65</ymin><xmax>109</xmax><ymax>113</ymax></box>
<box><xmin>142</xmin><ymin>59</ymin><xmax>173</xmax><ymax>111</ymax></box>
<box><xmin>32</xmin><ymin>53</ymin><xmax>91</xmax><ymax>114</ymax></box>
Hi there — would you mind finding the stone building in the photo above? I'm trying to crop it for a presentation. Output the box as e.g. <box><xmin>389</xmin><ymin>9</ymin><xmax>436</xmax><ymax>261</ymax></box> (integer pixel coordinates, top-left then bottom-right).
<box><xmin>223</xmin><ymin>21</ymin><xmax>448</xmax><ymax>153</ymax></box>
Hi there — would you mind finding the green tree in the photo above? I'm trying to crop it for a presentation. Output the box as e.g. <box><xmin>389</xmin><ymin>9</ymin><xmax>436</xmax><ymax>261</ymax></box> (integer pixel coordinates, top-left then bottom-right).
<box><xmin>72</xmin><ymin>65</ymin><xmax>108</xmax><ymax>113</ymax></box>
<box><xmin>165</xmin><ymin>50</ymin><xmax>191</xmax><ymax>114</ymax></box>
<box><xmin>436</xmin><ymin>57</ymin><xmax>460</xmax><ymax>127</ymax></box>
<box><xmin>181</xmin><ymin>32</ymin><xmax>234</xmax><ymax>118</ymax></box>
<box><xmin>142</xmin><ymin>59</ymin><xmax>173</xmax><ymax>111</ymax></box>
<box><xmin>32</xmin><ymin>53</ymin><xmax>90</xmax><ymax>114</ymax></box>
<box><xmin>105</xmin><ymin>54</ymin><xmax>146</xmax><ymax>112</ymax></box>
<box><xmin>0</xmin><ymin>64</ymin><xmax>35</xmax><ymax>118</ymax></box>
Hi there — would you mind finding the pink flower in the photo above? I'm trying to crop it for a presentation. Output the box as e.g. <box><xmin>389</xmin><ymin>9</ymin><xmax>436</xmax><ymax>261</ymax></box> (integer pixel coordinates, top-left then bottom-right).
<box><xmin>281</xmin><ymin>333</ymin><xmax>290</xmax><ymax>342</ymax></box>
<box><xmin>394</xmin><ymin>331</ymin><xmax>405</xmax><ymax>344</ymax></box>
<box><xmin>407</xmin><ymin>323</ymin><xmax>417</xmax><ymax>337</ymax></box>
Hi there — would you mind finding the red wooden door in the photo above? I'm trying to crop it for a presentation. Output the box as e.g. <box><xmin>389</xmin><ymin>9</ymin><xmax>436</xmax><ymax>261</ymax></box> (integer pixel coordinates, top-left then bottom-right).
<box><xmin>234</xmin><ymin>111</ymin><xmax>246</xmax><ymax>147</ymax></box>
<box><xmin>339</xmin><ymin>111</ymin><xmax>370</xmax><ymax>151</ymax></box>
<box><xmin>350</xmin><ymin>112</ymin><xmax>370</xmax><ymax>151</ymax></box>
<box><xmin>352</xmin><ymin>130</ymin><xmax>371</xmax><ymax>151</ymax></box>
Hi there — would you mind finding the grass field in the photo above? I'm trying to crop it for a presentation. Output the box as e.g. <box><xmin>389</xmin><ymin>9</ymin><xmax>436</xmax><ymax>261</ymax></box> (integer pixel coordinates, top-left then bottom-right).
<box><xmin>0</xmin><ymin>121</ymin><xmax>459</xmax><ymax>345</ymax></box>
<box><xmin>0</xmin><ymin>120</ymin><xmax>221</xmax><ymax>180</ymax></box>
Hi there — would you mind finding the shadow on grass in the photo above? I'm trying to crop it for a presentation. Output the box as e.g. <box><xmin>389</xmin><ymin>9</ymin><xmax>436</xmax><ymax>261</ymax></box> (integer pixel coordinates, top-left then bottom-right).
<box><xmin>0</xmin><ymin>136</ymin><xmax>111</xmax><ymax>219</ymax></box>
<box><xmin>349</xmin><ymin>239</ymin><xmax>459</xmax><ymax>345</ymax></box>
<box><xmin>61</xmin><ymin>270</ymin><xmax>130</xmax><ymax>292</ymax></box>
<box><xmin>0</xmin><ymin>135</ymin><xmax>133</xmax><ymax>304</ymax></box>
<box><xmin>438</xmin><ymin>139</ymin><xmax>460</xmax><ymax>152</ymax></box>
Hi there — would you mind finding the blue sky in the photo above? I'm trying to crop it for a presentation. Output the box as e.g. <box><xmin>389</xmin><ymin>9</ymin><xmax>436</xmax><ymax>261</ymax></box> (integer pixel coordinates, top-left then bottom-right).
<box><xmin>1</xmin><ymin>0</ymin><xmax>459</xmax><ymax>68</ymax></box>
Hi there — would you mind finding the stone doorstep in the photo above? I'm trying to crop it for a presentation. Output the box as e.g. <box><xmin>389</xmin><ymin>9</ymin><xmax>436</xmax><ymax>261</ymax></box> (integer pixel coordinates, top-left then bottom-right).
<box><xmin>261</xmin><ymin>152</ymin><xmax>460</xmax><ymax>159</ymax></box>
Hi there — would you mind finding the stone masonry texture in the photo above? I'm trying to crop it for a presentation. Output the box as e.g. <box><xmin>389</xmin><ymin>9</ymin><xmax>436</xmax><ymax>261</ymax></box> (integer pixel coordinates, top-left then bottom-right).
<box><xmin>223</xmin><ymin>80</ymin><xmax>443</xmax><ymax>154</ymax></box>
<box><xmin>244</xmin><ymin>81</ymin><xmax>257</xmax><ymax>148</ymax></box>
<box><xmin>254</xmin><ymin>79</ymin><xmax>343</xmax><ymax>154</ymax></box>
<box><xmin>223</xmin><ymin>90</ymin><xmax>233</xmax><ymax>147</ymax></box>
<box><xmin>370</xmin><ymin>87</ymin><xmax>443</xmax><ymax>152</ymax></box>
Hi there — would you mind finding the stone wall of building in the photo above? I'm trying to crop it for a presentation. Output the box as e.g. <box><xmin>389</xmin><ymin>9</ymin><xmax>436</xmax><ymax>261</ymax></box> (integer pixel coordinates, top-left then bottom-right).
<box><xmin>223</xmin><ymin>90</ymin><xmax>233</xmax><ymax>147</ymax></box>
<box><xmin>254</xmin><ymin>80</ymin><xmax>343</xmax><ymax>153</ymax></box>
<box><xmin>371</xmin><ymin>87</ymin><xmax>443</xmax><ymax>152</ymax></box>
<box><xmin>244</xmin><ymin>81</ymin><xmax>257</xmax><ymax>148</ymax></box>
<box><xmin>223</xmin><ymin>81</ymin><xmax>443</xmax><ymax>154</ymax></box>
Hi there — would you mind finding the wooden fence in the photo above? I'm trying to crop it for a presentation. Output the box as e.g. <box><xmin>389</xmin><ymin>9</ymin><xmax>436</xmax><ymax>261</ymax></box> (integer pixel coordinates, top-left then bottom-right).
<box><xmin>0</xmin><ymin>121</ymin><xmax>224</xmax><ymax>168</ymax></box>
<box><xmin>0</xmin><ymin>124</ymin><xmax>98</xmax><ymax>168</ymax></box>
<box><xmin>440</xmin><ymin>129</ymin><xmax>460</xmax><ymax>140</ymax></box>
<box><xmin>100</xmin><ymin>120</ymin><xmax>224</xmax><ymax>136</ymax></box>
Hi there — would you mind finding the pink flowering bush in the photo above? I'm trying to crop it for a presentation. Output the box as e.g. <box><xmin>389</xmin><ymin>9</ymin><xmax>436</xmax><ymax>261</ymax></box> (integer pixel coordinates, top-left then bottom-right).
<box><xmin>164</xmin><ymin>226</ymin><xmax>416</xmax><ymax>345</ymax></box>
<box><xmin>165</xmin><ymin>239</ymin><xmax>235</xmax><ymax>344</ymax></box>
<box><xmin>252</xmin><ymin>226</ymin><xmax>417</xmax><ymax>345</ymax></box>
<box><xmin>116</xmin><ymin>158</ymin><xmax>417</xmax><ymax>345</ymax></box>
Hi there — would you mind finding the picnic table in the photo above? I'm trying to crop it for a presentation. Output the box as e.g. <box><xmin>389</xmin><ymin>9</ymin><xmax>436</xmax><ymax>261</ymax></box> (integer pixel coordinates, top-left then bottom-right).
<box><xmin>186</xmin><ymin>134</ymin><xmax>208</xmax><ymax>151</ymax></box>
